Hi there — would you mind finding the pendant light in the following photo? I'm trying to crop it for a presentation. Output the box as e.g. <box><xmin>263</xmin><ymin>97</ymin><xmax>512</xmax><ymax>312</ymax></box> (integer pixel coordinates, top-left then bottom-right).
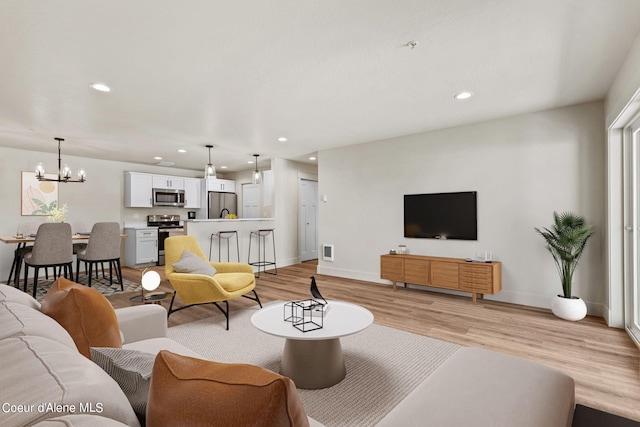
<box><xmin>252</xmin><ymin>154</ymin><xmax>260</xmax><ymax>184</ymax></box>
<box><xmin>204</xmin><ymin>145</ymin><xmax>216</xmax><ymax>179</ymax></box>
<box><xmin>35</xmin><ymin>138</ymin><xmax>86</xmax><ymax>183</ymax></box>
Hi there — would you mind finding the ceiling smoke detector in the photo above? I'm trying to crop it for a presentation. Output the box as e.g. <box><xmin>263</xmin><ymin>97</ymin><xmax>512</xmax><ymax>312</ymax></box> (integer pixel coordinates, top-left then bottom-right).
<box><xmin>406</xmin><ymin>40</ymin><xmax>418</xmax><ymax>49</ymax></box>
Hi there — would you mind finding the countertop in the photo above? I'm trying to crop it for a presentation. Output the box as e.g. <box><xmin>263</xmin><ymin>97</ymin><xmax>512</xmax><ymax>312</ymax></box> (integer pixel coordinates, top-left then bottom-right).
<box><xmin>186</xmin><ymin>218</ymin><xmax>275</xmax><ymax>222</ymax></box>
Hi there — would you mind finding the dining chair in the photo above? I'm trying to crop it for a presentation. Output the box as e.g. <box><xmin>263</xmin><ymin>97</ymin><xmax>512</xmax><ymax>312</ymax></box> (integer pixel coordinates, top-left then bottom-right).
<box><xmin>71</xmin><ymin>221</ymin><xmax>90</xmax><ymax>253</ymax></box>
<box><xmin>75</xmin><ymin>222</ymin><xmax>123</xmax><ymax>289</ymax></box>
<box><xmin>70</xmin><ymin>220</ymin><xmax>99</xmax><ymax>277</ymax></box>
<box><xmin>22</xmin><ymin>222</ymin><xmax>74</xmax><ymax>298</ymax></box>
<box><xmin>7</xmin><ymin>222</ymin><xmax>39</xmax><ymax>287</ymax></box>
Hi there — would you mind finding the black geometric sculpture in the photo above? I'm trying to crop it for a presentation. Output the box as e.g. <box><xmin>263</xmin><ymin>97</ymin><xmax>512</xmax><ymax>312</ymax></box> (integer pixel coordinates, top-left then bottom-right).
<box><xmin>310</xmin><ymin>276</ymin><xmax>327</xmax><ymax>304</ymax></box>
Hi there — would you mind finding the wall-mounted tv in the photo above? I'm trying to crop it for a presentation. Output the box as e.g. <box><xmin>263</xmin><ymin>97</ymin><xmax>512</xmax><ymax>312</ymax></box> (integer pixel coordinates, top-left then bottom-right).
<box><xmin>404</xmin><ymin>191</ymin><xmax>477</xmax><ymax>240</ymax></box>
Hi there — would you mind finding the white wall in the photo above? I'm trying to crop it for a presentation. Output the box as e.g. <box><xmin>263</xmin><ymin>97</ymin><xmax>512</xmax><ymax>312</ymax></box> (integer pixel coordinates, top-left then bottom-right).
<box><xmin>603</xmin><ymin>30</ymin><xmax>640</xmax><ymax>327</ymax></box>
<box><xmin>606</xmin><ymin>32</ymin><xmax>640</xmax><ymax>128</ymax></box>
<box><xmin>273</xmin><ymin>158</ymin><xmax>318</xmax><ymax>268</ymax></box>
<box><xmin>0</xmin><ymin>146</ymin><xmax>202</xmax><ymax>278</ymax></box>
<box><xmin>318</xmin><ymin>102</ymin><xmax>606</xmax><ymax>315</ymax></box>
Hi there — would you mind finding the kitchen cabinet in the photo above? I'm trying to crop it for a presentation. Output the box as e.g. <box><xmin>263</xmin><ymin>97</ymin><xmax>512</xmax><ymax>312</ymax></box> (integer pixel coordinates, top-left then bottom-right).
<box><xmin>380</xmin><ymin>254</ymin><xmax>501</xmax><ymax>304</ymax></box>
<box><xmin>184</xmin><ymin>178</ymin><xmax>201</xmax><ymax>208</ymax></box>
<box><xmin>204</xmin><ymin>178</ymin><xmax>235</xmax><ymax>193</ymax></box>
<box><xmin>125</xmin><ymin>228</ymin><xmax>158</xmax><ymax>268</ymax></box>
<box><xmin>124</xmin><ymin>172</ymin><xmax>153</xmax><ymax>208</ymax></box>
<box><xmin>152</xmin><ymin>175</ymin><xmax>184</xmax><ymax>190</ymax></box>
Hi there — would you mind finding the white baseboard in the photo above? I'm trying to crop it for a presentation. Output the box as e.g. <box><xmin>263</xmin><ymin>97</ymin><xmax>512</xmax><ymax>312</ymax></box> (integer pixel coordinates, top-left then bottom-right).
<box><xmin>317</xmin><ymin>265</ymin><xmax>606</xmax><ymax>318</ymax></box>
<box><xmin>316</xmin><ymin>265</ymin><xmax>383</xmax><ymax>283</ymax></box>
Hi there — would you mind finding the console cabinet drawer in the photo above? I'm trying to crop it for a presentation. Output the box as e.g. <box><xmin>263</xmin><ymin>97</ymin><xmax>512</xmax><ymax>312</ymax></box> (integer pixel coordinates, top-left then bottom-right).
<box><xmin>404</xmin><ymin>259</ymin><xmax>430</xmax><ymax>285</ymax></box>
<box><xmin>380</xmin><ymin>255</ymin><xmax>404</xmax><ymax>282</ymax></box>
<box><xmin>431</xmin><ymin>262</ymin><xmax>459</xmax><ymax>289</ymax></box>
<box><xmin>459</xmin><ymin>264</ymin><xmax>497</xmax><ymax>293</ymax></box>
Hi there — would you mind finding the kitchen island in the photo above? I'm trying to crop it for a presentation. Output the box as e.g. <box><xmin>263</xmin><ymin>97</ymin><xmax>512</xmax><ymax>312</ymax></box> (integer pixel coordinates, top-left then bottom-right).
<box><xmin>184</xmin><ymin>218</ymin><xmax>276</xmax><ymax>269</ymax></box>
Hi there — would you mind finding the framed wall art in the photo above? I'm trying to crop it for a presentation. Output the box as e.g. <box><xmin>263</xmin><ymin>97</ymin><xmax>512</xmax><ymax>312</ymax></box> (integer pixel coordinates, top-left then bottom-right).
<box><xmin>21</xmin><ymin>171</ymin><xmax>59</xmax><ymax>216</ymax></box>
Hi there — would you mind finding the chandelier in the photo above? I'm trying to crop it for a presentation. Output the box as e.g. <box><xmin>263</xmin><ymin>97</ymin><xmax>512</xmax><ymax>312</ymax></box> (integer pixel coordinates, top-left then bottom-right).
<box><xmin>35</xmin><ymin>138</ymin><xmax>86</xmax><ymax>183</ymax></box>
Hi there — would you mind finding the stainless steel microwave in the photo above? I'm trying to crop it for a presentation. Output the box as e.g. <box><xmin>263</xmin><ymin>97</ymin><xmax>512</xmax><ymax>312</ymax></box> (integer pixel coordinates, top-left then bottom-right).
<box><xmin>152</xmin><ymin>188</ymin><xmax>185</xmax><ymax>207</ymax></box>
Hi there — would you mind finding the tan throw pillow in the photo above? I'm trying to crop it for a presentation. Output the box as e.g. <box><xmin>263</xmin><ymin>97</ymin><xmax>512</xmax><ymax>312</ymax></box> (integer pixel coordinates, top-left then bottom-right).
<box><xmin>40</xmin><ymin>277</ymin><xmax>122</xmax><ymax>358</ymax></box>
<box><xmin>147</xmin><ymin>350</ymin><xmax>310</xmax><ymax>427</ymax></box>
<box><xmin>172</xmin><ymin>250</ymin><xmax>217</xmax><ymax>275</ymax></box>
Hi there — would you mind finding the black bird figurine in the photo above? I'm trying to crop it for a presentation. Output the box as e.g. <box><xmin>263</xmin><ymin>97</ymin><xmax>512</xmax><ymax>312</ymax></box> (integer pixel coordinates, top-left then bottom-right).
<box><xmin>310</xmin><ymin>276</ymin><xmax>327</xmax><ymax>304</ymax></box>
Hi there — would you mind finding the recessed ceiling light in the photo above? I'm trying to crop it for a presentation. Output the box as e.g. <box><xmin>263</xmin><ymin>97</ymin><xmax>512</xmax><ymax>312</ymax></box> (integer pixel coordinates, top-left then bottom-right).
<box><xmin>248</xmin><ymin>160</ymin><xmax>254</xmax><ymax>164</ymax></box>
<box><xmin>309</xmin><ymin>157</ymin><xmax>316</xmax><ymax>161</ymax></box>
<box><xmin>89</xmin><ymin>82</ymin><xmax>111</xmax><ymax>92</ymax></box>
<box><xmin>278</xmin><ymin>137</ymin><xmax>287</xmax><ymax>142</ymax></box>
<box><xmin>220</xmin><ymin>166</ymin><xmax>227</xmax><ymax>169</ymax></box>
<box><xmin>177</xmin><ymin>149</ymin><xmax>186</xmax><ymax>153</ymax></box>
<box><xmin>454</xmin><ymin>91</ymin><xmax>474</xmax><ymax>100</ymax></box>
<box><xmin>154</xmin><ymin>156</ymin><xmax>162</xmax><ymax>160</ymax></box>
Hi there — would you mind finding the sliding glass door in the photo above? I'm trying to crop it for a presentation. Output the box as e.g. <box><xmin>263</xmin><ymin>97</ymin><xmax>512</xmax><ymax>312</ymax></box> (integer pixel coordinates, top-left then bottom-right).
<box><xmin>624</xmin><ymin>117</ymin><xmax>640</xmax><ymax>344</ymax></box>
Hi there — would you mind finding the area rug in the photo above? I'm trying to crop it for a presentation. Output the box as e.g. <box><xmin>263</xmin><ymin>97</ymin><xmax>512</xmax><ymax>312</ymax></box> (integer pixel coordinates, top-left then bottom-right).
<box><xmin>17</xmin><ymin>274</ymin><xmax>140</xmax><ymax>302</ymax></box>
<box><xmin>168</xmin><ymin>303</ymin><xmax>461</xmax><ymax>426</ymax></box>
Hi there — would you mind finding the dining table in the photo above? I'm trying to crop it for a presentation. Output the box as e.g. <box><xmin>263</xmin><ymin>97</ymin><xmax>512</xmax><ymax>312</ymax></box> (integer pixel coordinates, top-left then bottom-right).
<box><xmin>1</xmin><ymin>233</ymin><xmax>127</xmax><ymax>287</ymax></box>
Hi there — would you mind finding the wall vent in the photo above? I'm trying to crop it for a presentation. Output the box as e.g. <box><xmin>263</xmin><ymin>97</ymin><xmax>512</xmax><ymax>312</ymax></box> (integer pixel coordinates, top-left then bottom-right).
<box><xmin>322</xmin><ymin>244</ymin><xmax>334</xmax><ymax>261</ymax></box>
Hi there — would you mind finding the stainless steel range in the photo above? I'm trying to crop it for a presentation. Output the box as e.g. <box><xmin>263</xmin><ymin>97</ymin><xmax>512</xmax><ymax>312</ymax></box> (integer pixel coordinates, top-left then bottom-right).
<box><xmin>147</xmin><ymin>214</ymin><xmax>184</xmax><ymax>265</ymax></box>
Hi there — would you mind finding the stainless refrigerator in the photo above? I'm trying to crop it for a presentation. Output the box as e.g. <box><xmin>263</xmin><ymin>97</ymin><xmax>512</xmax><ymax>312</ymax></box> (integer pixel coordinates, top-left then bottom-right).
<box><xmin>208</xmin><ymin>192</ymin><xmax>238</xmax><ymax>218</ymax></box>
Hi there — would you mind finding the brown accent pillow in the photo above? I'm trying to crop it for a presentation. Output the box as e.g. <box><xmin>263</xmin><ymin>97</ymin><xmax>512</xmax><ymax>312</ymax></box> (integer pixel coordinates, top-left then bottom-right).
<box><xmin>147</xmin><ymin>350</ymin><xmax>310</xmax><ymax>427</ymax></box>
<box><xmin>40</xmin><ymin>277</ymin><xmax>122</xmax><ymax>358</ymax></box>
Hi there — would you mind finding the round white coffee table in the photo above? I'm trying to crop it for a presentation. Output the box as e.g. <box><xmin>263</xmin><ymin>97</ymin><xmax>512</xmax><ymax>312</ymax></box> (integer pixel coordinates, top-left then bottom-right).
<box><xmin>251</xmin><ymin>300</ymin><xmax>374</xmax><ymax>389</ymax></box>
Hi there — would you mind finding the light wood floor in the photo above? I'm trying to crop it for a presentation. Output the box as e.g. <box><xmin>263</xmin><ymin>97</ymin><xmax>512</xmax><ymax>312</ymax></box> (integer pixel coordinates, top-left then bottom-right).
<box><xmin>109</xmin><ymin>261</ymin><xmax>640</xmax><ymax>422</ymax></box>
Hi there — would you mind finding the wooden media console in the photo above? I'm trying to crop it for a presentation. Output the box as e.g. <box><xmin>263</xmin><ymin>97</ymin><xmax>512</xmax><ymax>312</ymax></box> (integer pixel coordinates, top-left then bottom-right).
<box><xmin>380</xmin><ymin>254</ymin><xmax>502</xmax><ymax>304</ymax></box>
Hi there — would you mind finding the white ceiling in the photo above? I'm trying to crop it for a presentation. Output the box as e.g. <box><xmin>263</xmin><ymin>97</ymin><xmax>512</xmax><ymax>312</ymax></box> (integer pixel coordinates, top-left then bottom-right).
<box><xmin>1</xmin><ymin>0</ymin><xmax>640</xmax><ymax>173</ymax></box>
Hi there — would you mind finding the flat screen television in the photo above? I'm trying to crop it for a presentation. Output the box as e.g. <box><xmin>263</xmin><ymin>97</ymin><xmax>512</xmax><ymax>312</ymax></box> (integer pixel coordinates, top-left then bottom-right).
<box><xmin>404</xmin><ymin>191</ymin><xmax>477</xmax><ymax>240</ymax></box>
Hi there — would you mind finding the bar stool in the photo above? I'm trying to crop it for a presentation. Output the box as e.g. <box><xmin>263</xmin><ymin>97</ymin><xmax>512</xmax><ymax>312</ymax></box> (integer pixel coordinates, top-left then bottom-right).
<box><xmin>248</xmin><ymin>229</ymin><xmax>277</xmax><ymax>277</ymax></box>
<box><xmin>209</xmin><ymin>231</ymin><xmax>240</xmax><ymax>262</ymax></box>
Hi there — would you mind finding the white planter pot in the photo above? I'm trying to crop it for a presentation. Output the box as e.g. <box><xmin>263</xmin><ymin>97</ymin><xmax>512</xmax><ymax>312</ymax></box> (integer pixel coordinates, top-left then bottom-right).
<box><xmin>550</xmin><ymin>295</ymin><xmax>587</xmax><ymax>321</ymax></box>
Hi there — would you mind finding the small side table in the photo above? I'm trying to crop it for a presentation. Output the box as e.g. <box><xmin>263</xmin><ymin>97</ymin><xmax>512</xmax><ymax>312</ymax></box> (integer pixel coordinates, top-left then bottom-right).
<box><xmin>251</xmin><ymin>301</ymin><xmax>374</xmax><ymax>389</ymax></box>
<box><xmin>129</xmin><ymin>292</ymin><xmax>172</xmax><ymax>305</ymax></box>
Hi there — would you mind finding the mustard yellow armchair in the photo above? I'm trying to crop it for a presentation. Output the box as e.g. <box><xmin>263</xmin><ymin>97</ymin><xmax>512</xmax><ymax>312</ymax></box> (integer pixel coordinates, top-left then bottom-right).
<box><xmin>164</xmin><ymin>235</ymin><xmax>262</xmax><ymax>330</ymax></box>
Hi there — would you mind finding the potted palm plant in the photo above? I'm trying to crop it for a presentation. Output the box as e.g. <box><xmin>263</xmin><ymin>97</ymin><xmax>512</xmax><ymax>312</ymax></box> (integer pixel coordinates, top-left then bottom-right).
<box><xmin>535</xmin><ymin>211</ymin><xmax>594</xmax><ymax>321</ymax></box>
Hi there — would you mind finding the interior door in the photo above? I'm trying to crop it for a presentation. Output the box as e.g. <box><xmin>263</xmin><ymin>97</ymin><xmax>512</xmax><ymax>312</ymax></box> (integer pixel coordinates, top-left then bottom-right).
<box><xmin>299</xmin><ymin>179</ymin><xmax>318</xmax><ymax>262</ymax></box>
<box><xmin>242</xmin><ymin>183</ymin><xmax>260</xmax><ymax>218</ymax></box>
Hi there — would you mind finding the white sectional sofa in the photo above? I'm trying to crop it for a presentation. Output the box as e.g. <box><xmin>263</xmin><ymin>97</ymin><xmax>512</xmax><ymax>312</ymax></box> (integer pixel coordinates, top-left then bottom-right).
<box><xmin>0</xmin><ymin>284</ymin><xmax>200</xmax><ymax>427</ymax></box>
<box><xmin>378</xmin><ymin>346</ymin><xmax>575</xmax><ymax>426</ymax></box>
<box><xmin>0</xmin><ymin>283</ymin><xmax>575</xmax><ymax>426</ymax></box>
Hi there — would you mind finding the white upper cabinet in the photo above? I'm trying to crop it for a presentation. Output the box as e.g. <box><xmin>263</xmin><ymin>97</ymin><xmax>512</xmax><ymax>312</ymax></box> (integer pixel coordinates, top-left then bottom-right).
<box><xmin>184</xmin><ymin>178</ymin><xmax>201</xmax><ymax>208</ymax></box>
<box><xmin>125</xmin><ymin>172</ymin><xmax>233</xmax><ymax>208</ymax></box>
<box><xmin>152</xmin><ymin>175</ymin><xmax>184</xmax><ymax>190</ymax></box>
<box><xmin>125</xmin><ymin>172</ymin><xmax>153</xmax><ymax>208</ymax></box>
<box><xmin>205</xmin><ymin>178</ymin><xmax>236</xmax><ymax>193</ymax></box>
